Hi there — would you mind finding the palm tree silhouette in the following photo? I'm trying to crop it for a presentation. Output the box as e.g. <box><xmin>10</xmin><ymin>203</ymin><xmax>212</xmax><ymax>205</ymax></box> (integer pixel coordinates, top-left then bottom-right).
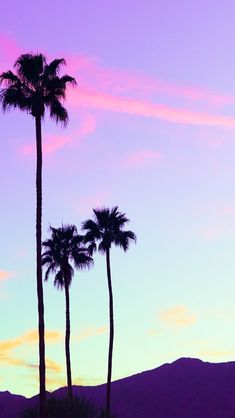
<box><xmin>42</xmin><ymin>225</ymin><xmax>93</xmax><ymax>410</ymax></box>
<box><xmin>82</xmin><ymin>206</ymin><xmax>136</xmax><ymax>418</ymax></box>
<box><xmin>0</xmin><ymin>54</ymin><xmax>76</xmax><ymax>418</ymax></box>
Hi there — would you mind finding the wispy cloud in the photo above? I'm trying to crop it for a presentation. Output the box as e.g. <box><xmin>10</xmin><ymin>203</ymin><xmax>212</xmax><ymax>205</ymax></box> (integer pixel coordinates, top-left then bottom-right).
<box><xmin>68</xmin><ymin>88</ymin><xmax>235</xmax><ymax>130</ymax></box>
<box><xmin>0</xmin><ymin>329</ymin><xmax>62</xmax><ymax>368</ymax></box>
<box><xmin>22</xmin><ymin>329</ymin><xmax>62</xmax><ymax>344</ymax></box>
<box><xmin>199</xmin><ymin>349</ymin><xmax>235</xmax><ymax>357</ymax></box>
<box><xmin>0</xmin><ymin>34</ymin><xmax>22</xmax><ymax>66</ymax></box>
<box><xmin>159</xmin><ymin>306</ymin><xmax>197</xmax><ymax>328</ymax></box>
<box><xmin>74</xmin><ymin>326</ymin><xmax>107</xmax><ymax>342</ymax></box>
<box><xmin>199</xmin><ymin>224</ymin><xmax>227</xmax><ymax>241</ymax></box>
<box><xmin>2</xmin><ymin>32</ymin><xmax>235</xmax><ymax>134</ymax></box>
<box><xmin>2</xmin><ymin>329</ymin><xmax>62</xmax><ymax>346</ymax></box>
<box><xmin>66</xmin><ymin>52</ymin><xmax>235</xmax><ymax>107</ymax></box>
<box><xmin>46</xmin><ymin>358</ymin><xmax>63</xmax><ymax>373</ymax></box>
<box><xmin>76</xmin><ymin>191</ymin><xmax>110</xmax><ymax>215</ymax></box>
<box><xmin>0</xmin><ymin>271</ymin><xmax>10</xmax><ymax>281</ymax></box>
<box><xmin>124</xmin><ymin>149</ymin><xmax>163</xmax><ymax>168</ymax></box>
<box><xmin>147</xmin><ymin>328</ymin><xmax>159</xmax><ymax>336</ymax></box>
<box><xmin>21</xmin><ymin>115</ymin><xmax>97</xmax><ymax>156</ymax></box>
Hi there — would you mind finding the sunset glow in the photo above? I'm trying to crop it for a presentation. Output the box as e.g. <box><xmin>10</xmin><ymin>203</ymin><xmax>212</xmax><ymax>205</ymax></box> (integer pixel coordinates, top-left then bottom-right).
<box><xmin>1</xmin><ymin>0</ymin><xmax>235</xmax><ymax>399</ymax></box>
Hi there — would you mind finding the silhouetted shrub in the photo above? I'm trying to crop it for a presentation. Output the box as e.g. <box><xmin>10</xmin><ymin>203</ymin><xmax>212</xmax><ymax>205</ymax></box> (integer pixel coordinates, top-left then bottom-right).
<box><xmin>21</xmin><ymin>395</ymin><xmax>116</xmax><ymax>418</ymax></box>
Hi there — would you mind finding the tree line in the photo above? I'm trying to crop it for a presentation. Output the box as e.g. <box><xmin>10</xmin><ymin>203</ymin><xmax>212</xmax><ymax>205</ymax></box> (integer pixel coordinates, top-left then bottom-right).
<box><xmin>0</xmin><ymin>54</ymin><xmax>136</xmax><ymax>418</ymax></box>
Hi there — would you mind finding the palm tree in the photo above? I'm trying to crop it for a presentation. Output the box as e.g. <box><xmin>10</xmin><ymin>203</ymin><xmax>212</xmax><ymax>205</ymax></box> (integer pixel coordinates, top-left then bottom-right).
<box><xmin>42</xmin><ymin>225</ymin><xmax>93</xmax><ymax>409</ymax></box>
<box><xmin>0</xmin><ymin>54</ymin><xmax>76</xmax><ymax>418</ymax></box>
<box><xmin>82</xmin><ymin>206</ymin><xmax>136</xmax><ymax>418</ymax></box>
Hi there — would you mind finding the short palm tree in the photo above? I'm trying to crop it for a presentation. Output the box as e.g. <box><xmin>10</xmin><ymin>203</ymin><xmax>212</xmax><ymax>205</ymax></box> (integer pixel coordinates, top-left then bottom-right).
<box><xmin>82</xmin><ymin>207</ymin><xmax>136</xmax><ymax>418</ymax></box>
<box><xmin>42</xmin><ymin>225</ymin><xmax>93</xmax><ymax>408</ymax></box>
<box><xmin>0</xmin><ymin>53</ymin><xmax>76</xmax><ymax>418</ymax></box>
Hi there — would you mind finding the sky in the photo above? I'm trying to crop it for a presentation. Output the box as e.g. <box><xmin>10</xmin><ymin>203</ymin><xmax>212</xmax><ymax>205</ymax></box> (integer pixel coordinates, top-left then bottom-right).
<box><xmin>1</xmin><ymin>0</ymin><xmax>235</xmax><ymax>397</ymax></box>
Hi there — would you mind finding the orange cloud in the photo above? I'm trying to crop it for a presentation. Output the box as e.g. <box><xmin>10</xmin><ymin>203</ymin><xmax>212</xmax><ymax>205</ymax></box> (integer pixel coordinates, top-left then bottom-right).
<box><xmin>160</xmin><ymin>306</ymin><xmax>197</xmax><ymax>328</ymax></box>
<box><xmin>75</xmin><ymin>326</ymin><xmax>107</xmax><ymax>342</ymax></box>
<box><xmin>0</xmin><ymin>338</ymin><xmax>21</xmax><ymax>351</ymax></box>
<box><xmin>46</xmin><ymin>358</ymin><xmax>63</xmax><ymax>373</ymax></box>
<box><xmin>0</xmin><ymin>271</ymin><xmax>10</xmax><ymax>281</ymax></box>
<box><xmin>0</xmin><ymin>352</ymin><xmax>26</xmax><ymax>367</ymax></box>
<box><xmin>45</xmin><ymin>374</ymin><xmax>87</xmax><ymax>390</ymax></box>
<box><xmin>23</xmin><ymin>329</ymin><xmax>62</xmax><ymax>344</ymax></box>
<box><xmin>147</xmin><ymin>328</ymin><xmax>159</xmax><ymax>336</ymax></box>
<box><xmin>0</xmin><ymin>329</ymin><xmax>62</xmax><ymax>357</ymax></box>
<box><xmin>0</xmin><ymin>331</ymin><xmax>62</xmax><ymax>374</ymax></box>
<box><xmin>45</xmin><ymin>376</ymin><xmax>66</xmax><ymax>387</ymax></box>
<box><xmin>200</xmin><ymin>349</ymin><xmax>235</xmax><ymax>357</ymax></box>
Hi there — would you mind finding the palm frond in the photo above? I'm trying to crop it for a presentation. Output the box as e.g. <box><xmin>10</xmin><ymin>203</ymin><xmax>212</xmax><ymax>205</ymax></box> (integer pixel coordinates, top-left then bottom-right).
<box><xmin>42</xmin><ymin>254</ymin><xmax>53</xmax><ymax>266</ymax></box>
<box><xmin>82</xmin><ymin>206</ymin><xmax>136</xmax><ymax>254</ymax></box>
<box><xmin>42</xmin><ymin>224</ymin><xmax>92</xmax><ymax>289</ymax></box>
<box><xmin>87</xmin><ymin>241</ymin><xmax>97</xmax><ymax>256</ymax></box>
<box><xmin>44</xmin><ymin>58</ymin><xmax>66</xmax><ymax>78</ymax></box>
<box><xmin>2</xmin><ymin>53</ymin><xmax>76</xmax><ymax>123</ymax></box>
<box><xmin>114</xmin><ymin>230</ymin><xmax>136</xmax><ymax>251</ymax></box>
<box><xmin>111</xmin><ymin>207</ymin><xmax>129</xmax><ymax>228</ymax></box>
<box><xmin>0</xmin><ymin>87</ymin><xmax>30</xmax><ymax>112</ymax></box>
<box><xmin>93</xmin><ymin>208</ymin><xmax>110</xmax><ymax>229</ymax></box>
<box><xmin>98</xmin><ymin>240</ymin><xmax>109</xmax><ymax>254</ymax></box>
<box><xmin>72</xmin><ymin>250</ymin><xmax>93</xmax><ymax>270</ymax></box>
<box><xmin>44</xmin><ymin>263</ymin><xmax>57</xmax><ymax>282</ymax></box>
<box><xmin>54</xmin><ymin>270</ymin><xmax>65</xmax><ymax>290</ymax></box>
<box><xmin>60</xmin><ymin>74</ymin><xmax>77</xmax><ymax>87</ymax></box>
<box><xmin>82</xmin><ymin>219</ymin><xmax>101</xmax><ymax>239</ymax></box>
<box><xmin>49</xmin><ymin>99</ymin><xmax>68</xmax><ymax>126</ymax></box>
<box><xmin>0</xmin><ymin>71</ymin><xmax>20</xmax><ymax>86</ymax></box>
<box><xmin>14</xmin><ymin>53</ymin><xmax>46</xmax><ymax>84</ymax></box>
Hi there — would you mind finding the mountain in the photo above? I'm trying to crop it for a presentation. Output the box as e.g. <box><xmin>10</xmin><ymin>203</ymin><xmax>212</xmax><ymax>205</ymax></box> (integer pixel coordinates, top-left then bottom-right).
<box><xmin>2</xmin><ymin>358</ymin><xmax>235</xmax><ymax>418</ymax></box>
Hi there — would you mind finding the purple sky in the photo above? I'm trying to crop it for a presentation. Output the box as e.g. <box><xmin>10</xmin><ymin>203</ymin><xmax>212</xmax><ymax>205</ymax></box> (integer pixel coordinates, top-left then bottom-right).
<box><xmin>1</xmin><ymin>0</ymin><xmax>235</xmax><ymax>397</ymax></box>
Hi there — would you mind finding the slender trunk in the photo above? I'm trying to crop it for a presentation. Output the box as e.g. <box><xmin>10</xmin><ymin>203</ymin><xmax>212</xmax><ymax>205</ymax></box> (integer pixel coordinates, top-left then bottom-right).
<box><xmin>106</xmin><ymin>248</ymin><xmax>114</xmax><ymax>418</ymax></box>
<box><xmin>35</xmin><ymin>115</ymin><xmax>46</xmax><ymax>418</ymax></box>
<box><xmin>64</xmin><ymin>273</ymin><xmax>73</xmax><ymax>415</ymax></box>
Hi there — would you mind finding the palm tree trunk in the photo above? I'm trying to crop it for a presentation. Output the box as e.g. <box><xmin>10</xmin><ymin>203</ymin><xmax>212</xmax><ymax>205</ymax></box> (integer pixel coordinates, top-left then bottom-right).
<box><xmin>106</xmin><ymin>248</ymin><xmax>114</xmax><ymax>418</ymax></box>
<box><xmin>35</xmin><ymin>115</ymin><xmax>46</xmax><ymax>418</ymax></box>
<box><xmin>64</xmin><ymin>274</ymin><xmax>73</xmax><ymax>410</ymax></box>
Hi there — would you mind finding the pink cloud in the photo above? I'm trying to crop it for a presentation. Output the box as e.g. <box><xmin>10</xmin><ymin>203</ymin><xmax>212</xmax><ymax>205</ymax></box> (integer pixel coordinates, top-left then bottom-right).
<box><xmin>1</xmin><ymin>31</ymin><xmax>235</xmax><ymax>110</ymax></box>
<box><xmin>68</xmin><ymin>88</ymin><xmax>235</xmax><ymax>130</ymax></box>
<box><xmin>125</xmin><ymin>149</ymin><xmax>163</xmax><ymax>168</ymax></box>
<box><xmin>222</xmin><ymin>207</ymin><xmax>235</xmax><ymax>216</ymax></box>
<box><xmin>0</xmin><ymin>34</ymin><xmax>22</xmax><ymax>65</ymax></box>
<box><xmin>76</xmin><ymin>191</ymin><xmax>110</xmax><ymax>215</ymax></box>
<box><xmin>21</xmin><ymin>115</ymin><xmax>97</xmax><ymax>156</ymax></box>
<box><xmin>159</xmin><ymin>306</ymin><xmax>197</xmax><ymax>328</ymax></box>
<box><xmin>65</xmin><ymin>52</ymin><xmax>235</xmax><ymax>107</ymax></box>
<box><xmin>2</xmin><ymin>32</ymin><xmax>235</xmax><ymax>133</ymax></box>
<box><xmin>22</xmin><ymin>134</ymin><xmax>71</xmax><ymax>156</ymax></box>
<box><xmin>0</xmin><ymin>271</ymin><xmax>10</xmax><ymax>281</ymax></box>
<box><xmin>146</xmin><ymin>81</ymin><xmax>235</xmax><ymax>107</ymax></box>
<box><xmin>78</xmin><ymin>114</ymin><xmax>96</xmax><ymax>136</ymax></box>
<box><xmin>199</xmin><ymin>225</ymin><xmax>226</xmax><ymax>241</ymax></box>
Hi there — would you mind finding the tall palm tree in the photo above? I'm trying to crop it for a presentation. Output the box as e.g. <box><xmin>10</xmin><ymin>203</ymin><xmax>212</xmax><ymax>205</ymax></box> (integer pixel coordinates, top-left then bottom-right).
<box><xmin>42</xmin><ymin>225</ymin><xmax>93</xmax><ymax>408</ymax></box>
<box><xmin>82</xmin><ymin>206</ymin><xmax>136</xmax><ymax>418</ymax></box>
<box><xmin>0</xmin><ymin>54</ymin><xmax>76</xmax><ymax>418</ymax></box>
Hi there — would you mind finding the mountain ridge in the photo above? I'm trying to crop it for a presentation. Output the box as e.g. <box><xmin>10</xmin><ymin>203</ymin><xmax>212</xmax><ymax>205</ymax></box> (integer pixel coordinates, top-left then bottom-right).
<box><xmin>2</xmin><ymin>357</ymin><xmax>235</xmax><ymax>418</ymax></box>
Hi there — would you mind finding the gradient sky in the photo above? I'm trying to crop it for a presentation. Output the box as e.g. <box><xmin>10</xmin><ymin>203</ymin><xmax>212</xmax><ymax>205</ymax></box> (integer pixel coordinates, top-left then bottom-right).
<box><xmin>1</xmin><ymin>0</ymin><xmax>235</xmax><ymax>397</ymax></box>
